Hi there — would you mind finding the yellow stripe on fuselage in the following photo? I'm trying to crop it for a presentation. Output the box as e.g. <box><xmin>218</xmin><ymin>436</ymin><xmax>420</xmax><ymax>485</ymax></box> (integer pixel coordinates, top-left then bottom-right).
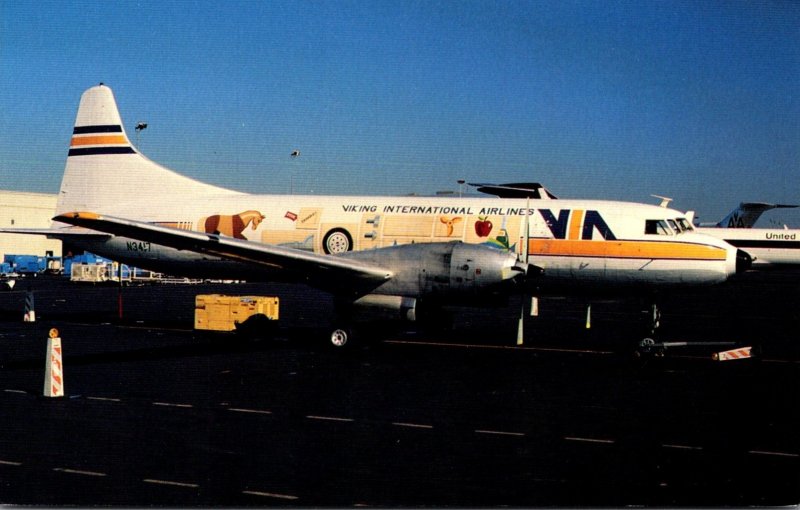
<box><xmin>525</xmin><ymin>239</ymin><xmax>728</xmax><ymax>260</ymax></box>
<box><xmin>568</xmin><ymin>209</ymin><xmax>584</xmax><ymax>240</ymax></box>
<box><xmin>70</xmin><ymin>135</ymin><xmax>128</xmax><ymax>147</ymax></box>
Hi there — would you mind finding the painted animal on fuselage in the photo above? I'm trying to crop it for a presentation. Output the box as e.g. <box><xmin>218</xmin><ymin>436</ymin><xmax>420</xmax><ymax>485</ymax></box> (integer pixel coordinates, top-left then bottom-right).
<box><xmin>202</xmin><ymin>210</ymin><xmax>265</xmax><ymax>239</ymax></box>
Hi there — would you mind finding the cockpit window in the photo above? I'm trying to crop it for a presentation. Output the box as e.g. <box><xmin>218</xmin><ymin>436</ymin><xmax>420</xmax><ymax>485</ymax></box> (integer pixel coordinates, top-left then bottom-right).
<box><xmin>645</xmin><ymin>219</ymin><xmax>673</xmax><ymax>235</ymax></box>
<box><xmin>667</xmin><ymin>219</ymin><xmax>680</xmax><ymax>234</ymax></box>
<box><xmin>676</xmin><ymin>218</ymin><xmax>693</xmax><ymax>232</ymax></box>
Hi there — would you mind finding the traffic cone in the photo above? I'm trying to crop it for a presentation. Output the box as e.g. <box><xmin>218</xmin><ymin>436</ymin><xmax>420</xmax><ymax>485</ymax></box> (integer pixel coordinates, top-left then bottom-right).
<box><xmin>44</xmin><ymin>328</ymin><xmax>64</xmax><ymax>397</ymax></box>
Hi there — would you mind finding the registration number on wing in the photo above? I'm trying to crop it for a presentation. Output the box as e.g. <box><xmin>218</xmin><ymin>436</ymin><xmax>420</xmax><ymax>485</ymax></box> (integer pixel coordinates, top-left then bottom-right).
<box><xmin>126</xmin><ymin>241</ymin><xmax>151</xmax><ymax>252</ymax></box>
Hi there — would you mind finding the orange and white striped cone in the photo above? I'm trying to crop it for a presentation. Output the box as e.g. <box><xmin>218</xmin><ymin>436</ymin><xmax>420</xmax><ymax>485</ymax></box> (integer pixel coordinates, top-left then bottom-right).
<box><xmin>44</xmin><ymin>328</ymin><xmax>64</xmax><ymax>397</ymax></box>
<box><xmin>712</xmin><ymin>346</ymin><xmax>752</xmax><ymax>361</ymax></box>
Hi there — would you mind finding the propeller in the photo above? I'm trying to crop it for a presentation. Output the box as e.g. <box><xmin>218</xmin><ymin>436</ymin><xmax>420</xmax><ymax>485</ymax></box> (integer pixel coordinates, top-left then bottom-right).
<box><xmin>517</xmin><ymin>197</ymin><xmax>531</xmax><ymax>346</ymax></box>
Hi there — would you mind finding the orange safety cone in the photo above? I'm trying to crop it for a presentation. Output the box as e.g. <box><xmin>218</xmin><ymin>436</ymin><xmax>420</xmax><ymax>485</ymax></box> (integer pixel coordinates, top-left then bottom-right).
<box><xmin>44</xmin><ymin>328</ymin><xmax>65</xmax><ymax>397</ymax></box>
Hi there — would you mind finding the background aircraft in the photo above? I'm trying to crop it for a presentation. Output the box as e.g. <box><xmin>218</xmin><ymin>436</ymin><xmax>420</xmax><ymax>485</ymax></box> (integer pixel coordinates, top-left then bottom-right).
<box><xmin>691</xmin><ymin>202</ymin><xmax>798</xmax><ymax>229</ymax></box>
<box><xmin>683</xmin><ymin>203</ymin><xmax>800</xmax><ymax>268</ymax></box>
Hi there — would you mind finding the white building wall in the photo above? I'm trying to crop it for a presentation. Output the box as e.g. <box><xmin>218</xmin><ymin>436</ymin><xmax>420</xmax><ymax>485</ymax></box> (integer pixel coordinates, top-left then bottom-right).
<box><xmin>0</xmin><ymin>191</ymin><xmax>61</xmax><ymax>259</ymax></box>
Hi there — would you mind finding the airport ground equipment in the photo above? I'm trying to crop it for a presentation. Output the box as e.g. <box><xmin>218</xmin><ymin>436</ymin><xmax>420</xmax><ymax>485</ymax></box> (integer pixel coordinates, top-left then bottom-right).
<box><xmin>44</xmin><ymin>328</ymin><xmax>64</xmax><ymax>397</ymax></box>
<box><xmin>3</xmin><ymin>254</ymin><xmax>61</xmax><ymax>274</ymax></box>
<box><xmin>194</xmin><ymin>294</ymin><xmax>279</xmax><ymax>332</ymax></box>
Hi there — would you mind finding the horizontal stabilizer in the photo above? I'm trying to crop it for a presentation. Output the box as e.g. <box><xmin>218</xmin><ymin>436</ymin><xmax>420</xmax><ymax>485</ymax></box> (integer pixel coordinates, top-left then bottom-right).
<box><xmin>469</xmin><ymin>182</ymin><xmax>558</xmax><ymax>199</ymax></box>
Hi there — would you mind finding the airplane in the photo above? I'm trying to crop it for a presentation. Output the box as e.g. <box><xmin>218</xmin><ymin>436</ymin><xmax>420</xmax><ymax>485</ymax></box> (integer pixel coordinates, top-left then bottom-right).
<box><xmin>692</xmin><ymin>202</ymin><xmax>798</xmax><ymax>229</ymax></box>
<box><xmin>682</xmin><ymin>203</ymin><xmax>800</xmax><ymax>268</ymax></box>
<box><xmin>694</xmin><ymin>227</ymin><xmax>800</xmax><ymax>268</ymax></box>
<box><xmin>2</xmin><ymin>84</ymin><xmax>753</xmax><ymax>347</ymax></box>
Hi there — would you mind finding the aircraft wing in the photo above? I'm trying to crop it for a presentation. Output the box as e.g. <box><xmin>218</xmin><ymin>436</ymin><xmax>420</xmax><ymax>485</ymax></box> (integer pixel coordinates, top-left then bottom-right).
<box><xmin>0</xmin><ymin>226</ymin><xmax>112</xmax><ymax>240</ymax></box>
<box><xmin>53</xmin><ymin>211</ymin><xmax>394</xmax><ymax>296</ymax></box>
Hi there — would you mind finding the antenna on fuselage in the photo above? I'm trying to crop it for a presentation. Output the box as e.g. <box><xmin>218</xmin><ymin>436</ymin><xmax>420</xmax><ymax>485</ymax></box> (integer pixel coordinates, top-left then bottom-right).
<box><xmin>651</xmin><ymin>195</ymin><xmax>673</xmax><ymax>208</ymax></box>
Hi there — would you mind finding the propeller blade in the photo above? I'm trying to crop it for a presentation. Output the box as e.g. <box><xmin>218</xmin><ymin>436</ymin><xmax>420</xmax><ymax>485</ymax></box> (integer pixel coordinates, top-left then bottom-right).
<box><xmin>516</xmin><ymin>197</ymin><xmax>531</xmax><ymax>346</ymax></box>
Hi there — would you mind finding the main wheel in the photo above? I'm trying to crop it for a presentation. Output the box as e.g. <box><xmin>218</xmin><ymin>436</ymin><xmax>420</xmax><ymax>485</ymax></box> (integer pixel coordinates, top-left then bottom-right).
<box><xmin>329</xmin><ymin>326</ymin><xmax>353</xmax><ymax>348</ymax></box>
<box><xmin>322</xmin><ymin>228</ymin><xmax>353</xmax><ymax>254</ymax></box>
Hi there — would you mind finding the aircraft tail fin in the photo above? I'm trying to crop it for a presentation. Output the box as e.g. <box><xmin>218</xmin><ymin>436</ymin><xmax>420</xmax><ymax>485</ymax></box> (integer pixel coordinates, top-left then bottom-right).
<box><xmin>713</xmin><ymin>202</ymin><xmax>798</xmax><ymax>228</ymax></box>
<box><xmin>57</xmin><ymin>84</ymin><xmax>242</xmax><ymax>217</ymax></box>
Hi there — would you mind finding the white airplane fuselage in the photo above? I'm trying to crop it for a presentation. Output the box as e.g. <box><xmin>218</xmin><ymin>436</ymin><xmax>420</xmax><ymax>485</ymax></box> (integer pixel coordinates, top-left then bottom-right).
<box><xmin>696</xmin><ymin>227</ymin><xmax>800</xmax><ymax>267</ymax></box>
<box><xmin>60</xmin><ymin>188</ymin><xmax>742</xmax><ymax>290</ymax></box>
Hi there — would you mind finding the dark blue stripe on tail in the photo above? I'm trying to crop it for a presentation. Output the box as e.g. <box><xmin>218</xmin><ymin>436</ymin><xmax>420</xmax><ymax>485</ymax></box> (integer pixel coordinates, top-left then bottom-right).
<box><xmin>68</xmin><ymin>147</ymin><xmax>136</xmax><ymax>156</ymax></box>
<box><xmin>73</xmin><ymin>125</ymin><xmax>123</xmax><ymax>134</ymax></box>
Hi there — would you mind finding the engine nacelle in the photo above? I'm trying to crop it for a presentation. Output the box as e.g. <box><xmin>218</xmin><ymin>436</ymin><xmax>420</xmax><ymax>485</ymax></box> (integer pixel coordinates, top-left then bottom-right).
<box><xmin>353</xmin><ymin>294</ymin><xmax>417</xmax><ymax>321</ymax></box>
<box><xmin>342</xmin><ymin>241</ymin><xmax>527</xmax><ymax>300</ymax></box>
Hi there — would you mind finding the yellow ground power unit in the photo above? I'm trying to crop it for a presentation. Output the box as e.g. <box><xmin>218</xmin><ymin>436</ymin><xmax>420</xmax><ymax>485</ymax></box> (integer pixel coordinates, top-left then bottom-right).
<box><xmin>194</xmin><ymin>294</ymin><xmax>279</xmax><ymax>331</ymax></box>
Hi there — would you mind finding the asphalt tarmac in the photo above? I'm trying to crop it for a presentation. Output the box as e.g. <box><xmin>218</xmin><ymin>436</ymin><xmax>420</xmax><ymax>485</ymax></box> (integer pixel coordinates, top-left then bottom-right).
<box><xmin>0</xmin><ymin>273</ymin><xmax>797</xmax><ymax>506</ymax></box>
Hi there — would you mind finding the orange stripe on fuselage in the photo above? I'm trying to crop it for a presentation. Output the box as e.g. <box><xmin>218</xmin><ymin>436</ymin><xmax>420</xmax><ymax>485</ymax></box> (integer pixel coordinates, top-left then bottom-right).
<box><xmin>70</xmin><ymin>135</ymin><xmax>128</xmax><ymax>147</ymax></box>
<box><xmin>568</xmin><ymin>210</ymin><xmax>584</xmax><ymax>240</ymax></box>
<box><xmin>526</xmin><ymin>239</ymin><xmax>728</xmax><ymax>260</ymax></box>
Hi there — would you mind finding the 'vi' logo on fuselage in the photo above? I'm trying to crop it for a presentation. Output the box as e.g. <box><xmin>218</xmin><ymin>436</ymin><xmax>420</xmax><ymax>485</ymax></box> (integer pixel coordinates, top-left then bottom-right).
<box><xmin>539</xmin><ymin>209</ymin><xmax>617</xmax><ymax>240</ymax></box>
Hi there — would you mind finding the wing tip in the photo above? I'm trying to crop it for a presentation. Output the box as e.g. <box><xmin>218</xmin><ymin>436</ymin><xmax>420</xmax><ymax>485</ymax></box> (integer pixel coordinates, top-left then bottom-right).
<box><xmin>53</xmin><ymin>211</ymin><xmax>101</xmax><ymax>222</ymax></box>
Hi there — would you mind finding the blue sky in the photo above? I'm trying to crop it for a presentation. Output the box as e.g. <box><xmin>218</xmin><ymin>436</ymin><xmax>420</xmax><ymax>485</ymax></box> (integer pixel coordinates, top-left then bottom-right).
<box><xmin>1</xmin><ymin>0</ymin><xmax>798</xmax><ymax>225</ymax></box>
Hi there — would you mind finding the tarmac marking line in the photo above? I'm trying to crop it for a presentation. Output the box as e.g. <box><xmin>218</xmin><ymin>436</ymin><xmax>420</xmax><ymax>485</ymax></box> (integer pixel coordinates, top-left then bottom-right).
<box><xmin>153</xmin><ymin>402</ymin><xmax>193</xmax><ymax>408</ymax></box>
<box><xmin>53</xmin><ymin>467</ymin><xmax>107</xmax><ymax>477</ymax></box>
<box><xmin>143</xmin><ymin>478</ymin><xmax>200</xmax><ymax>488</ymax></box>
<box><xmin>242</xmin><ymin>490</ymin><xmax>299</xmax><ymax>500</ymax></box>
<box><xmin>564</xmin><ymin>436</ymin><xmax>615</xmax><ymax>444</ymax></box>
<box><xmin>662</xmin><ymin>444</ymin><xmax>703</xmax><ymax>451</ymax></box>
<box><xmin>748</xmin><ymin>450</ymin><xmax>799</xmax><ymax>458</ymax></box>
<box><xmin>475</xmin><ymin>429</ymin><xmax>526</xmax><ymax>437</ymax></box>
<box><xmin>762</xmin><ymin>358</ymin><xmax>800</xmax><ymax>365</ymax></box>
<box><xmin>228</xmin><ymin>407</ymin><xmax>272</xmax><ymax>415</ymax></box>
<box><xmin>4</xmin><ymin>389</ymin><xmax>27</xmax><ymax>395</ymax></box>
<box><xmin>392</xmin><ymin>422</ymin><xmax>434</xmax><ymax>429</ymax></box>
<box><xmin>0</xmin><ymin>460</ymin><xmax>22</xmax><ymax>466</ymax></box>
<box><xmin>87</xmin><ymin>396</ymin><xmax>122</xmax><ymax>402</ymax></box>
<box><xmin>306</xmin><ymin>415</ymin><xmax>354</xmax><ymax>423</ymax></box>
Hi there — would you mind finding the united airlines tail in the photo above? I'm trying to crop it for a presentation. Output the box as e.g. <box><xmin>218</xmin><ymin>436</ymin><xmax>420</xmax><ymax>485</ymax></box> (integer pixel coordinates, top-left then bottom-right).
<box><xmin>56</xmin><ymin>84</ymin><xmax>242</xmax><ymax>218</ymax></box>
<box><xmin>695</xmin><ymin>202</ymin><xmax>798</xmax><ymax>228</ymax></box>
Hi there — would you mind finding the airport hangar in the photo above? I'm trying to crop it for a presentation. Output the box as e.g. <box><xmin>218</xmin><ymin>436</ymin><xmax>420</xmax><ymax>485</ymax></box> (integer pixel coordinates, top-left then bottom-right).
<box><xmin>0</xmin><ymin>190</ymin><xmax>61</xmax><ymax>260</ymax></box>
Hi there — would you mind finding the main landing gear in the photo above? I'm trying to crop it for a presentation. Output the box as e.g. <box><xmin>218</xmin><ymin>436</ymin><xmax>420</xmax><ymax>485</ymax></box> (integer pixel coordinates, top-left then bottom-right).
<box><xmin>329</xmin><ymin>325</ymin><xmax>353</xmax><ymax>349</ymax></box>
<box><xmin>636</xmin><ymin>303</ymin><xmax>664</xmax><ymax>357</ymax></box>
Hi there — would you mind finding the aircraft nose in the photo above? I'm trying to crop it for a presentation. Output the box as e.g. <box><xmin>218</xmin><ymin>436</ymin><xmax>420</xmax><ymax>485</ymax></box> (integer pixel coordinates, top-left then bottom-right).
<box><xmin>736</xmin><ymin>249</ymin><xmax>753</xmax><ymax>274</ymax></box>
